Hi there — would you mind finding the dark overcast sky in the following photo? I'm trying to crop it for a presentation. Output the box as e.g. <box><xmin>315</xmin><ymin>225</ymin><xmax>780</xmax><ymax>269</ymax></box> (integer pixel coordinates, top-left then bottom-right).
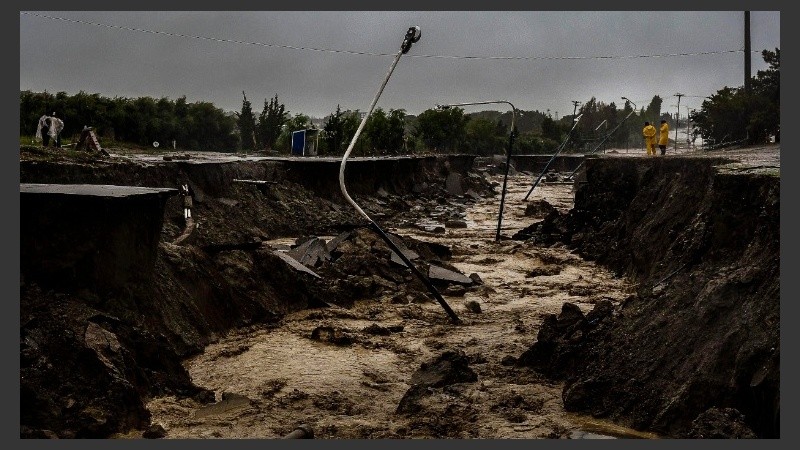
<box><xmin>19</xmin><ymin>10</ymin><xmax>780</xmax><ymax>119</ymax></box>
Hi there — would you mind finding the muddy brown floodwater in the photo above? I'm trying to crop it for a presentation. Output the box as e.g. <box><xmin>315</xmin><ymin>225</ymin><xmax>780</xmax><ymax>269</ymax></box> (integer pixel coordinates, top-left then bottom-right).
<box><xmin>145</xmin><ymin>174</ymin><xmax>659</xmax><ymax>439</ymax></box>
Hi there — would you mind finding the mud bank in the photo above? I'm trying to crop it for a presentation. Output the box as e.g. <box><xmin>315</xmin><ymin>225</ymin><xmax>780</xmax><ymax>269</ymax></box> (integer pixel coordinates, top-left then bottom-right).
<box><xmin>515</xmin><ymin>152</ymin><xmax>779</xmax><ymax>438</ymax></box>
<box><xmin>19</xmin><ymin>151</ymin><xmax>492</xmax><ymax>438</ymax></box>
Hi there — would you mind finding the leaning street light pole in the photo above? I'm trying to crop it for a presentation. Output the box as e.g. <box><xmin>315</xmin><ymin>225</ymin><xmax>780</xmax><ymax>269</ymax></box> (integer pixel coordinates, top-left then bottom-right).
<box><xmin>437</xmin><ymin>100</ymin><xmax>516</xmax><ymax>241</ymax></box>
<box><xmin>621</xmin><ymin>96</ymin><xmax>638</xmax><ymax>150</ymax></box>
<box><xmin>524</xmin><ymin>113</ymin><xmax>583</xmax><ymax>201</ymax></box>
<box><xmin>339</xmin><ymin>26</ymin><xmax>460</xmax><ymax>324</ymax></box>
<box><xmin>565</xmin><ymin>101</ymin><xmax>637</xmax><ymax>180</ymax></box>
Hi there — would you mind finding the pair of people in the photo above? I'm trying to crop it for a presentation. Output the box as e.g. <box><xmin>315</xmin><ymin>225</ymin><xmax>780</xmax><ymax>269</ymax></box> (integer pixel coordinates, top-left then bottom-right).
<box><xmin>643</xmin><ymin>120</ymin><xmax>670</xmax><ymax>156</ymax></box>
<box><xmin>35</xmin><ymin>113</ymin><xmax>65</xmax><ymax>148</ymax></box>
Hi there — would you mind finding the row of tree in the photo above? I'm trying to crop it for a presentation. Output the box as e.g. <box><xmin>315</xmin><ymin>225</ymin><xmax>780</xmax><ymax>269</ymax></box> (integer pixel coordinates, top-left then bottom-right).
<box><xmin>20</xmin><ymin>47</ymin><xmax>778</xmax><ymax>154</ymax></box>
<box><xmin>20</xmin><ymin>91</ymin><xmax>238</xmax><ymax>150</ymax></box>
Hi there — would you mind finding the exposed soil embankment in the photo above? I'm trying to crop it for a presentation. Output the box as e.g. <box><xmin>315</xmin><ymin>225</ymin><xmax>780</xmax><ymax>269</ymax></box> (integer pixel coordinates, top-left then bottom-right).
<box><xmin>514</xmin><ymin>154</ymin><xmax>780</xmax><ymax>438</ymax></box>
<box><xmin>19</xmin><ymin>150</ymin><xmax>492</xmax><ymax>438</ymax></box>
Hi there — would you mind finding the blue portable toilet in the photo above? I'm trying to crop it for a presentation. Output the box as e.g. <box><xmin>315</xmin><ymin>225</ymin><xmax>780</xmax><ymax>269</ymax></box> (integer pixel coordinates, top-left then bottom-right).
<box><xmin>291</xmin><ymin>130</ymin><xmax>306</xmax><ymax>156</ymax></box>
<box><xmin>291</xmin><ymin>129</ymin><xmax>319</xmax><ymax>156</ymax></box>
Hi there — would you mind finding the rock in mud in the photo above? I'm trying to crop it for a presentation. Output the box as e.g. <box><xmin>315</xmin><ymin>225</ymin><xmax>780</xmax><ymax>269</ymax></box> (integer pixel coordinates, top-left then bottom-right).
<box><xmin>516</xmin><ymin>301</ymin><xmax>614</xmax><ymax>377</ymax></box>
<box><xmin>468</xmin><ymin>273</ymin><xmax>484</xmax><ymax>285</ymax></box>
<box><xmin>396</xmin><ymin>384</ymin><xmax>433</xmax><ymax>415</ymax></box>
<box><xmin>445</xmin><ymin>219</ymin><xmax>468</xmax><ymax>228</ymax></box>
<box><xmin>410</xmin><ymin>349</ymin><xmax>478</xmax><ymax>388</ymax></box>
<box><xmin>525</xmin><ymin>265</ymin><xmax>562</xmax><ymax>278</ymax></box>
<box><xmin>310</xmin><ymin>326</ymin><xmax>355</xmax><ymax>346</ymax></box>
<box><xmin>685</xmin><ymin>407</ymin><xmax>757</xmax><ymax>439</ymax></box>
<box><xmin>445</xmin><ymin>173</ymin><xmax>464</xmax><ymax>196</ymax></box>
<box><xmin>362</xmin><ymin>323</ymin><xmax>393</xmax><ymax>336</ymax></box>
<box><xmin>194</xmin><ymin>392</ymin><xmax>254</xmax><ymax>419</ymax></box>
<box><xmin>143</xmin><ymin>424</ymin><xmax>167</xmax><ymax>439</ymax></box>
<box><xmin>524</xmin><ymin>199</ymin><xmax>557</xmax><ymax>217</ymax></box>
<box><xmin>444</xmin><ymin>285</ymin><xmax>467</xmax><ymax>297</ymax></box>
<box><xmin>396</xmin><ymin>350</ymin><xmax>478</xmax><ymax>415</ymax></box>
<box><xmin>464</xmin><ymin>300</ymin><xmax>482</xmax><ymax>313</ymax></box>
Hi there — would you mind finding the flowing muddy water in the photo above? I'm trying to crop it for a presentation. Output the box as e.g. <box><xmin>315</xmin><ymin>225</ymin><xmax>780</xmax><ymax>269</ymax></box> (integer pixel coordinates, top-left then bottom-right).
<box><xmin>146</xmin><ymin>174</ymin><xmax>657</xmax><ymax>439</ymax></box>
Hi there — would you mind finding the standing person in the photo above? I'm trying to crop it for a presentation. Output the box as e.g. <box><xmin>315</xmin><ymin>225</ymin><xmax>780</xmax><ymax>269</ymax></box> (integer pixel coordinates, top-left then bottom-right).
<box><xmin>49</xmin><ymin>113</ymin><xmax>65</xmax><ymax>148</ymax></box>
<box><xmin>642</xmin><ymin>121</ymin><xmax>657</xmax><ymax>156</ymax></box>
<box><xmin>658</xmin><ymin>119</ymin><xmax>670</xmax><ymax>155</ymax></box>
<box><xmin>35</xmin><ymin>114</ymin><xmax>50</xmax><ymax>147</ymax></box>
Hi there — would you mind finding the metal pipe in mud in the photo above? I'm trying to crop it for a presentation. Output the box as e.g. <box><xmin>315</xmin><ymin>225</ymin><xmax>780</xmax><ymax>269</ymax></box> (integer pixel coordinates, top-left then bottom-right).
<box><xmin>283</xmin><ymin>424</ymin><xmax>314</xmax><ymax>439</ymax></box>
<box><xmin>338</xmin><ymin>27</ymin><xmax>460</xmax><ymax>324</ymax></box>
<box><xmin>524</xmin><ymin>114</ymin><xmax>583</xmax><ymax>200</ymax></box>
<box><xmin>437</xmin><ymin>100</ymin><xmax>517</xmax><ymax>241</ymax></box>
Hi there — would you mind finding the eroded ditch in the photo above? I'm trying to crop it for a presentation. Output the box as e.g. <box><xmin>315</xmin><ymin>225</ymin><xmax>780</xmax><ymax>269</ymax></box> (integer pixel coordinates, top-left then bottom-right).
<box><xmin>20</xmin><ymin>147</ymin><xmax>779</xmax><ymax>439</ymax></box>
<box><xmin>144</xmin><ymin>176</ymin><xmax>645</xmax><ymax>439</ymax></box>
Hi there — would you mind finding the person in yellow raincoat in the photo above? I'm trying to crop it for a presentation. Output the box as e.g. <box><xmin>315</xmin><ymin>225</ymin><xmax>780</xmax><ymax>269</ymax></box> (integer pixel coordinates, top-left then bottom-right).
<box><xmin>642</xmin><ymin>121</ymin><xmax>657</xmax><ymax>156</ymax></box>
<box><xmin>658</xmin><ymin>119</ymin><xmax>670</xmax><ymax>155</ymax></box>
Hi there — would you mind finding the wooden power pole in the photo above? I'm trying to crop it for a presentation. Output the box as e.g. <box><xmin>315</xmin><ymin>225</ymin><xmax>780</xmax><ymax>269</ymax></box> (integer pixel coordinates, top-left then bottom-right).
<box><xmin>745</xmin><ymin>11</ymin><xmax>752</xmax><ymax>95</ymax></box>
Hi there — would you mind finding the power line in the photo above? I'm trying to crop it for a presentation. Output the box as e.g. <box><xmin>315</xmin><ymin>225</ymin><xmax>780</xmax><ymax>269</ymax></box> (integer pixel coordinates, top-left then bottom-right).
<box><xmin>21</xmin><ymin>11</ymin><xmax>761</xmax><ymax>62</ymax></box>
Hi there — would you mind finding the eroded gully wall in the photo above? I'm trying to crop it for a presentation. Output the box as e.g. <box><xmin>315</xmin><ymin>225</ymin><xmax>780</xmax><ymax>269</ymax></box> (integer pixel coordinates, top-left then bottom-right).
<box><xmin>522</xmin><ymin>155</ymin><xmax>779</xmax><ymax>438</ymax></box>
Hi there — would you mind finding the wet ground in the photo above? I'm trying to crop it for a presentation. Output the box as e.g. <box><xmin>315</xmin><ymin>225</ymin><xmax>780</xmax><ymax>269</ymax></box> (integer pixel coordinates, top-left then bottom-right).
<box><xmin>144</xmin><ymin>174</ymin><xmax>660</xmax><ymax>439</ymax></box>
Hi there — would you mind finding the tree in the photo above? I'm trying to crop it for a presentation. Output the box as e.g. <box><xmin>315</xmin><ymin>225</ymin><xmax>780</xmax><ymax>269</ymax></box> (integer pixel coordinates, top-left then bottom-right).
<box><xmin>748</xmin><ymin>48</ymin><xmax>780</xmax><ymax>142</ymax></box>
<box><xmin>413</xmin><ymin>107</ymin><xmax>469</xmax><ymax>153</ymax></box>
<box><xmin>363</xmin><ymin>108</ymin><xmax>407</xmax><ymax>155</ymax></box>
<box><xmin>692</xmin><ymin>87</ymin><xmax>749</xmax><ymax>145</ymax></box>
<box><xmin>540</xmin><ymin>116</ymin><xmax>562</xmax><ymax>143</ymax></box>
<box><xmin>693</xmin><ymin>47</ymin><xmax>779</xmax><ymax>145</ymax></box>
<box><xmin>275</xmin><ymin>113</ymin><xmax>311</xmax><ymax>152</ymax></box>
<box><xmin>644</xmin><ymin>95</ymin><xmax>663</xmax><ymax>124</ymax></box>
<box><xmin>465</xmin><ymin>117</ymin><xmax>505</xmax><ymax>156</ymax></box>
<box><xmin>322</xmin><ymin>106</ymin><xmax>362</xmax><ymax>156</ymax></box>
<box><xmin>341</xmin><ymin>110</ymin><xmax>361</xmax><ymax>154</ymax></box>
<box><xmin>322</xmin><ymin>105</ymin><xmax>345</xmax><ymax>155</ymax></box>
<box><xmin>258</xmin><ymin>94</ymin><xmax>287</xmax><ymax>150</ymax></box>
<box><xmin>237</xmin><ymin>91</ymin><xmax>257</xmax><ymax>151</ymax></box>
<box><xmin>386</xmin><ymin>109</ymin><xmax>407</xmax><ymax>155</ymax></box>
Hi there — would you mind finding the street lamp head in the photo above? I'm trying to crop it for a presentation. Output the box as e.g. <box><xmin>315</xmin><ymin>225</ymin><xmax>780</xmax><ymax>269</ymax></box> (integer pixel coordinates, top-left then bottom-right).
<box><xmin>621</xmin><ymin>97</ymin><xmax>637</xmax><ymax>109</ymax></box>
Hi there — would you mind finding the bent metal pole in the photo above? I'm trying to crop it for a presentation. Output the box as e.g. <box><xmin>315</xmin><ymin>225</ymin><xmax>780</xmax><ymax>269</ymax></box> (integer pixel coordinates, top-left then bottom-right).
<box><xmin>437</xmin><ymin>100</ymin><xmax>516</xmax><ymax>241</ymax></box>
<box><xmin>339</xmin><ymin>27</ymin><xmax>461</xmax><ymax>324</ymax></box>
<box><xmin>524</xmin><ymin>114</ymin><xmax>583</xmax><ymax>201</ymax></box>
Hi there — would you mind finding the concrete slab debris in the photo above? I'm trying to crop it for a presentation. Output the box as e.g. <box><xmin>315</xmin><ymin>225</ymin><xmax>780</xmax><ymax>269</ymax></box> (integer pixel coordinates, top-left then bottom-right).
<box><xmin>288</xmin><ymin>237</ymin><xmax>331</xmax><ymax>267</ymax></box>
<box><xmin>272</xmin><ymin>250</ymin><xmax>322</xmax><ymax>279</ymax></box>
<box><xmin>428</xmin><ymin>264</ymin><xmax>473</xmax><ymax>286</ymax></box>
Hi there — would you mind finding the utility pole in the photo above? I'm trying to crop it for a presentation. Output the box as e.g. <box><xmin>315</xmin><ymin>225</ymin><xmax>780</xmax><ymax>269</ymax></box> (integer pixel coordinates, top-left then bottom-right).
<box><xmin>686</xmin><ymin>106</ymin><xmax>691</xmax><ymax>149</ymax></box>
<box><xmin>745</xmin><ymin>11</ymin><xmax>751</xmax><ymax>95</ymax></box>
<box><xmin>674</xmin><ymin>93</ymin><xmax>684</xmax><ymax>151</ymax></box>
<box><xmin>569</xmin><ymin>101</ymin><xmax>581</xmax><ymax>151</ymax></box>
<box><xmin>571</xmin><ymin>101</ymin><xmax>581</xmax><ymax>119</ymax></box>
